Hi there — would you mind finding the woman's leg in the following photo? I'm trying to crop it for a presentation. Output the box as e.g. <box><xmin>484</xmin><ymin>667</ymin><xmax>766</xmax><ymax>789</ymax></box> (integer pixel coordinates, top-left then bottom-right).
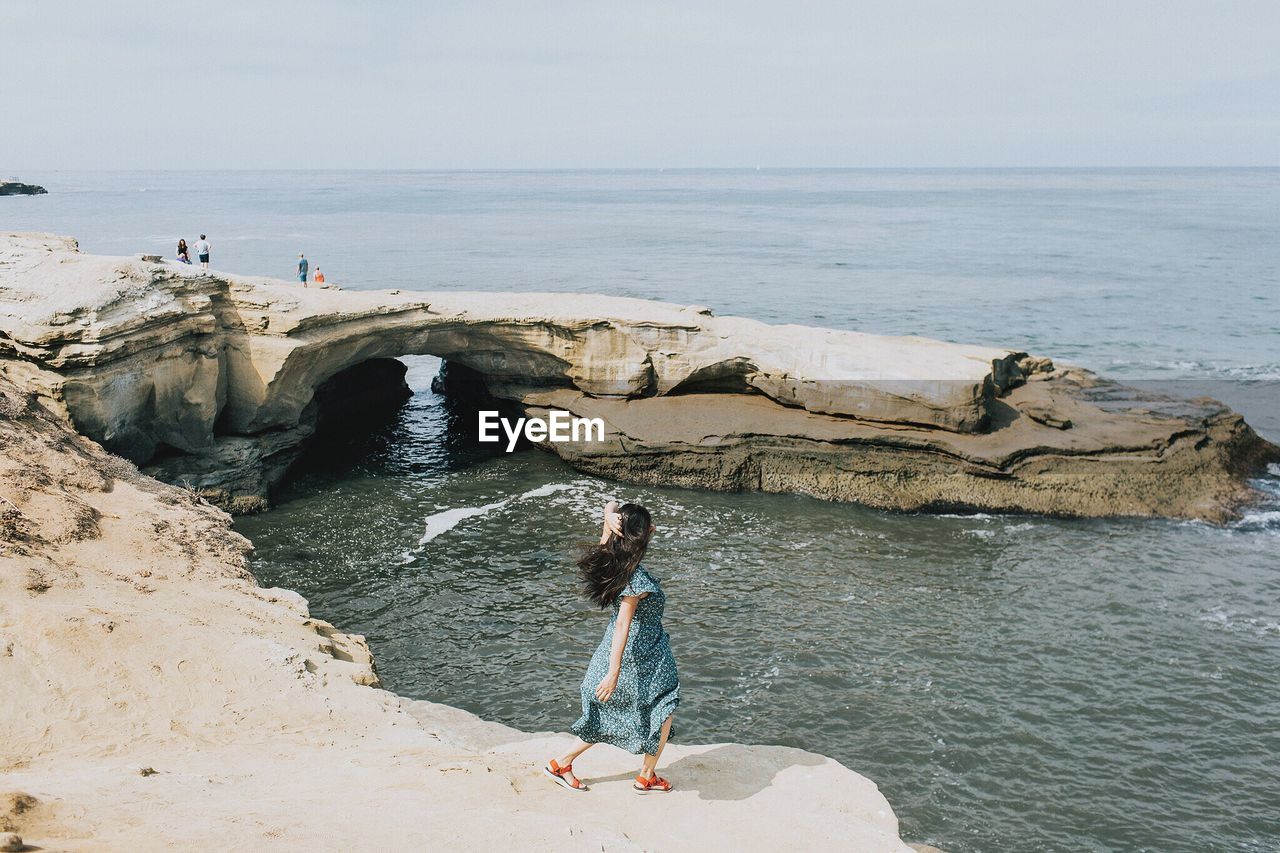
<box><xmin>552</xmin><ymin>739</ymin><xmax>595</xmax><ymax>786</ymax></box>
<box><xmin>639</xmin><ymin>714</ymin><xmax>674</xmax><ymax>779</ymax></box>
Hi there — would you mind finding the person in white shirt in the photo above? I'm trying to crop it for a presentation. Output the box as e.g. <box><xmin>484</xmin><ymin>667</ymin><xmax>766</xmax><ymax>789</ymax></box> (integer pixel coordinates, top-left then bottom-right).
<box><xmin>196</xmin><ymin>235</ymin><xmax>211</xmax><ymax>269</ymax></box>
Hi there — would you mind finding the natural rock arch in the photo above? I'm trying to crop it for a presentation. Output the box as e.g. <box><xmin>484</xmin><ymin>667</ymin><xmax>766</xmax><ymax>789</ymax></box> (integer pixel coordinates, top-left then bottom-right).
<box><xmin>1</xmin><ymin>233</ymin><xmax>1275</xmax><ymax>520</ymax></box>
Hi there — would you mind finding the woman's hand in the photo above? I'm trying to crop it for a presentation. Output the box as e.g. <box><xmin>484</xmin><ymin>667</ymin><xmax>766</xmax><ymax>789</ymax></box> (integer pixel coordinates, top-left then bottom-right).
<box><xmin>595</xmin><ymin>669</ymin><xmax>620</xmax><ymax>702</ymax></box>
<box><xmin>599</xmin><ymin>500</ymin><xmax>623</xmax><ymax>544</ymax></box>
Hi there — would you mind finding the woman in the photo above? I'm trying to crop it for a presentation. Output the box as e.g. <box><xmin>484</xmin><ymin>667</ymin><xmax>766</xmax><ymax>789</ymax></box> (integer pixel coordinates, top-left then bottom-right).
<box><xmin>545</xmin><ymin>501</ymin><xmax>680</xmax><ymax>794</ymax></box>
<box><xmin>176</xmin><ymin>238</ymin><xmax>191</xmax><ymax>264</ymax></box>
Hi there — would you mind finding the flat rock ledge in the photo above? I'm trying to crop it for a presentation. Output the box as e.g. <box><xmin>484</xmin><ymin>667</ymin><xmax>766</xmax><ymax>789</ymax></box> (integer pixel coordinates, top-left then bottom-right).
<box><xmin>0</xmin><ymin>377</ymin><xmax>914</xmax><ymax>851</ymax></box>
<box><xmin>1</xmin><ymin>232</ymin><xmax>1276</xmax><ymax>521</ymax></box>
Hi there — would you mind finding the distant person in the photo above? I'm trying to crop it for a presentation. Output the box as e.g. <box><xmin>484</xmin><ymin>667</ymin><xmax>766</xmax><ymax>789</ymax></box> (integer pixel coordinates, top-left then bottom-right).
<box><xmin>313</xmin><ymin>268</ymin><xmax>325</xmax><ymax>285</ymax></box>
<box><xmin>544</xmin><ymin>501</ymin><xmax>679</xmax><ymax>794</ymax></box>
<box><xmin>195</xmin><ymin>234</ymin><xmax>211</xmax><ymax>269</ymax></box>
<box><xmin>298</xmin><ymin>253</ymin><xmax>309</xmax><ymax>285</ymax></box>
<box><xmin>176</xmin><ymin>238</ymin><xmax>191</xmax><ymax>264</ymax></box>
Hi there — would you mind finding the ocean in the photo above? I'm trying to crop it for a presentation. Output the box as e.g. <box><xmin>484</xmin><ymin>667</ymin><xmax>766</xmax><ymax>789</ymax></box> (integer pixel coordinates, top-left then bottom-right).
<box><xmin>6</xmin><ymin>169</ymin><xmax>1278</xmax><ymax>851</ymax></box>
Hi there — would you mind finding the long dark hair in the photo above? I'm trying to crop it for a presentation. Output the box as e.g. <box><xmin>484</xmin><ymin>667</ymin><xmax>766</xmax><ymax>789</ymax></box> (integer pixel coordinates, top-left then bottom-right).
<box><xmin>578</xmin><ymin>503</ymin><xmax>653</xmax><ymax>608</ymax></box>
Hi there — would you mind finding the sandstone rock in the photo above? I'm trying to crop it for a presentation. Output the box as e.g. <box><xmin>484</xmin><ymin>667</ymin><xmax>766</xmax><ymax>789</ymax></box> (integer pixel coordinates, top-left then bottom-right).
<box><xmin>1017</xmin><ymin>355</ymin><xmax>1055</xmax><ymax>375</ymax></box>
<box><xmin>305</xmin><ymin>618</ymin><xmax>380</xmax><ymax>686</ymax></box>
<box><xmin>0</xmin><ymin>233</ymin><xmax>1015</xmax><ymax>441</ymax></box>
<box><xmin>517</xmin><ymin>371</ymin><xmax>1274</xmax><ymax>522</ymax></box>
<box><xmin>1020</xmin><ymin>401</ymin><xmax>1073</xmax><ymax>430</ymax></box>
<box><xmin>1</xmin><ymin>232</ymin><xmax>1276</xmax><ymax>521</ymax></box>
<box><xmin>0</xmin><ymin>831</ymin><xmax>22</xmax><ymax>852</ymax></box>
<box><xmin>0</xmin><ymin>792</ymin><xmax>36</xmax><ymax>833</ymax></box>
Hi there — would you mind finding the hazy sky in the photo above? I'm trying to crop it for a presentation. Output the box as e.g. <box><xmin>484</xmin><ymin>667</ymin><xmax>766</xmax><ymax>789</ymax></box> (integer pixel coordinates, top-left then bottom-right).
<box><xmin>3</xmin><ymin>1</ymin><xmax>1277</xmax><ymax>169</ymax></box>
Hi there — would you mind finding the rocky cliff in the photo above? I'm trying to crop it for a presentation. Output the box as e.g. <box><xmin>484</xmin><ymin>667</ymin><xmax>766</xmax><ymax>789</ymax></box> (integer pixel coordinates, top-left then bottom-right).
<box><xmin>1</xmin><ymin>232</ymin><xmax>1275</xmax><ymax>520</ymax></box>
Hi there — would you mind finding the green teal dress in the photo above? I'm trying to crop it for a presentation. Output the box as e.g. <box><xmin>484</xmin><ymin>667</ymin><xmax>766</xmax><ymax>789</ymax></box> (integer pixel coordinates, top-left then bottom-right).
<box><xmin>571</xmin><ymin>565</ymin><xmax>680</xmax><ymax>755</ymax></box>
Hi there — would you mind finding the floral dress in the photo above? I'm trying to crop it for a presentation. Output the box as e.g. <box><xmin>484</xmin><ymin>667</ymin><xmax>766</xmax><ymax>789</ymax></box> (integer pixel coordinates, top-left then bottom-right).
<box><xmin>571</xmin><ymin>565</ymin><xmax>680</xmax><ymax>755</ymax></box>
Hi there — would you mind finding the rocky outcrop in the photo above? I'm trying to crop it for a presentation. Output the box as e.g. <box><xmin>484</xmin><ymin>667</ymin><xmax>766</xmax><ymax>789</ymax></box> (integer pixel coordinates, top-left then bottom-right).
<box><xmin>518</xmin><ymin>374</ymin><xmax>1272</xmax><ymax>520</ymax></box>
<box><xmin>0</xmin><ymin>182</ymin><xmax>46</xmax><ymax>196</ymax></box>
<box><xmin>1</xmin><ymin>232</ymin><xmax>1276</xmax><ymax>521</ymax></box>
<box><xmin>0</xmin><ymin>376</ymin><xmax>912</xmax><ymax>851</ymax></box>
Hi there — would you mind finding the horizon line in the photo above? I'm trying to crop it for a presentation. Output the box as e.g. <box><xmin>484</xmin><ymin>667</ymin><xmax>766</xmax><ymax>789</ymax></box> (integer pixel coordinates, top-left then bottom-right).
<box><xmin>12</xmin><ymin>164</ymin><xmax>1280</xmax><ymax>174</ymax></box>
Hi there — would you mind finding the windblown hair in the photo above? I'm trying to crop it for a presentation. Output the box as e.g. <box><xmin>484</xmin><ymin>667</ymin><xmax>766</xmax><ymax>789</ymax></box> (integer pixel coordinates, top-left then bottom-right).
<box><xmin>578</xmin><ymin>503</ymin><xmax>653</xmax><ymax>608</ymax></box>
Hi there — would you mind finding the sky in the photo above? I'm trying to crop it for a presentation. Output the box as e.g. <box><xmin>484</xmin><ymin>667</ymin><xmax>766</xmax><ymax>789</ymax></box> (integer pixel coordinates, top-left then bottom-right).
<box><xmin>3</xmin><ymin>0</ymin><xmax>1278</xmax><ymax>169</ymax></box>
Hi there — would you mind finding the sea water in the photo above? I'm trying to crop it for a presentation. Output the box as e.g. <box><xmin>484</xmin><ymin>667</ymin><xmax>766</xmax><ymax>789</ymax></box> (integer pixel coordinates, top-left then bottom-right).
<box><xmin>6</xmin><ymin>169</ymin><xmax>1278</xmax><ymax>852</ymax></box>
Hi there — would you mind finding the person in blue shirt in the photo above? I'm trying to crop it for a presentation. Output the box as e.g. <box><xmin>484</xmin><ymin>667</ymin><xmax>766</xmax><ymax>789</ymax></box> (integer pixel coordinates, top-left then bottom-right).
<box><xmin>297</xmin><ymin>253</ymin><xmax>309</xmax><ymax>285</ymax></box>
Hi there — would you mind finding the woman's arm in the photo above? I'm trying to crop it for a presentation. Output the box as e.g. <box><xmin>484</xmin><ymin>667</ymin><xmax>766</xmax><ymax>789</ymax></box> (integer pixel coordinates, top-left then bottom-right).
<box><xmin>598</xmin><ymin>500</ymin><xmax>623</xmax><ymax>545</ymax></box>
<box><xmin>595</xmin><ymin>594</ymin><xmax>644</xmax><ymax>701</ymax></box>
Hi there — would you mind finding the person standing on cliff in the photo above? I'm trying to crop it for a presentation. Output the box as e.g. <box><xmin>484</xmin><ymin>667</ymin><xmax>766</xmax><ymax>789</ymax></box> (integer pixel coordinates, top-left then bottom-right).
<box><xmin>195</xmin><ymin>234</ymin><xmax>211</xmax><ymax>269</ymax></box>
<box><xmin>544</xmin><ymin>501</ymin><xmax>680</xmax><ymax>794</ymax></box>
<box><xmin>297</xmin><ymin>253</ymin><xmax>309</xmax><ymax>286</ymax></box>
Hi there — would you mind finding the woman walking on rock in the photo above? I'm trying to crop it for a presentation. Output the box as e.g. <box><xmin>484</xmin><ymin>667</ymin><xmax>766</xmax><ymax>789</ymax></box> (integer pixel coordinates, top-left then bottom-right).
<box><xmin>545</xmin><ymin>501</ymin><xmax>679</xmax><ymax>793</ymax></box>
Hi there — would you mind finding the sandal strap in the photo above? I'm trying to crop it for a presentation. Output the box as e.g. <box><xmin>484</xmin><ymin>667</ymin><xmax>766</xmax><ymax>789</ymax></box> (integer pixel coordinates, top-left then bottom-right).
<box><xmin>549</xmin><ymin>759</ymin><xmax>573</xmax><ymax>775</ymax></box>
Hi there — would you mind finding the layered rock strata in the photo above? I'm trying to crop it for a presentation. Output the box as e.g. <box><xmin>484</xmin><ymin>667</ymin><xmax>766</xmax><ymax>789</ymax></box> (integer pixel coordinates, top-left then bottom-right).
<box><xmin>1</xmin><ymin>232</ymin><xmax>1275</xmax><ymax>521</ymax></box>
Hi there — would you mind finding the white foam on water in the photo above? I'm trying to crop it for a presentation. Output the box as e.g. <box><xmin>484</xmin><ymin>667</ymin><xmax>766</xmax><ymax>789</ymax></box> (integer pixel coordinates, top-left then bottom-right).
<box><xmin>1234</xmin><ymin>510</ymin><xmax>1280</xmax><ymax>533</ymax></box>
<box><xmin>1220</xmin><ymin>363</ymin><xmax>1280</xmax><ymax>381</ymax></box>
<box><xmin>417</xmin><ymin>499</ymin><xmax>508</xmax><ymax>545</ymax></box>
<box><xmin>517</xmin><ymin>482</ymin><xmax>575</xmax><ymax>500</ymax></box>
<box><xmin>412</xmin><ymin>482</ymin><xmax>580</xmax><ymax>550</ymax></box>
<box><xmin>1197</xmin><ymin>605</ymin><xmax>1280</xmax><ymax>638</ymax></box>
<box><xmin>1228</xmin><ymin>470</ymin><xmax>1280</xmax><ymax>533</ymax></box>
<box><xmin>1104</xmin><ymin>358</ymin><xmax>1280</xmax><ymax>380</ymax></box>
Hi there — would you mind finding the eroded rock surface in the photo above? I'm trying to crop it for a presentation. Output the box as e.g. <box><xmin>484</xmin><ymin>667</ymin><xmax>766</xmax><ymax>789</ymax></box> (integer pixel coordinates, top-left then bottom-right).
<box><xmin>1</xmin><ymin>232</ymin><xmax>1275</xmax><ymax>520</ymax></box>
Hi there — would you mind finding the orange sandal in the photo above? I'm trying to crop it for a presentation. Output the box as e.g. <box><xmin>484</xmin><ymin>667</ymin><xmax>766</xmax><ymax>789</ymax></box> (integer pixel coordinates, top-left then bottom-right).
<box><xmin>544</xmin><ymin>758</ymin><xmax>588</xmax><ymax>792</ymax></box>
<box><xmin>633</xmin><ymin>773</ymin><xmax>673</xmax><ymax>793</ymax></box>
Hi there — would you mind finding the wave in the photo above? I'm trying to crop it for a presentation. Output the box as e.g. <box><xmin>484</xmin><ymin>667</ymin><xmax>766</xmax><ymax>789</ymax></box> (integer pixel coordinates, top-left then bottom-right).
<box><xmin>1197</xmin><ymin>605</ymin><xmax>1280</xmax><ymax>638</ymax></box>
<box><xmin>1104</xmin><ymin>359</ymin><xmax>1280</xmax><ymax>381</ymax></box>
<box><xmin>1226</xmin><ymin>467</ymin><xmax>1280</xmax><ymax>533</ymax></box>
<box><xmin>1235</xmin><ymin>510</ymin><xmax>1280</xmax><ymax>531</ymax></box>
<box><xmin>414</xmin><ymin>482</ymin><xmax>577</xmax><ymax>547</ymax></box>
<box><xmin>416</xmin><ymin>499</ymin><xmax>508</xmax><ymax>546</ymax></box>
